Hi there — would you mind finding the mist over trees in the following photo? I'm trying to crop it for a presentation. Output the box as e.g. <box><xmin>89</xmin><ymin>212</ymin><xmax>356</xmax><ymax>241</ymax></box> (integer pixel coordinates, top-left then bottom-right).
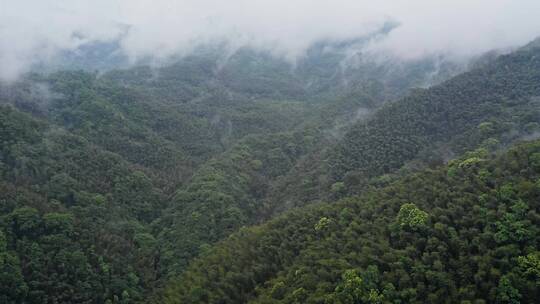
<box><xmin>1</xmin><ymin>2</ymin><xmax>540</xmax><ymax>304</ymax></box>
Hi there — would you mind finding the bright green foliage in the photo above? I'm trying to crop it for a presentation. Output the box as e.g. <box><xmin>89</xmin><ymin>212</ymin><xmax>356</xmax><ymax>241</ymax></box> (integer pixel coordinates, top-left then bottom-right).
<box><xmin>329</xmin><ymin>268</ymin><xmax>384</xmax><ymax>304</ymax></box>
<box><xmin>333</xmin><ymin>270</ymin><xmax>365</xmax><ymax>303</ymax></box>
<box><xmin>315</xmin><ymin>217</ymin><xmax>332</xmax><ymax>231</ymax></box>
<box><xmin>496</xmin><ymin>276</ymin><xmax>521</xmax><ymax>304</ymax></box>
<box><xmin>518</xmin><ymin>252</ymin><xmax>540</xmax><ymax>280</ymax></box>
<box><xmin>458</xmin><ymin>157</ymin><xmax>484</xmax><ymax>169</ymax></box>
<box><xmin>397</xmin><ymin>203</ymin><xmax>429</xmax><ymax>231</ymax></box>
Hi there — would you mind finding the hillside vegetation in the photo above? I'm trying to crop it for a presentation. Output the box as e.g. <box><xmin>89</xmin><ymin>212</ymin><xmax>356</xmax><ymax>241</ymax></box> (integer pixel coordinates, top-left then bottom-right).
<box><xmin>1</xmin><ymin>40</ymin><xmax>539</xmax><ymax>303</ymax></box>
<box><xmin>163</xmin><ymin>140</ymin><xmax>540</xmax><ymax>304</ymax></box>
<box><xmin>267</xmin><ymin>41</ymin><xmax>540</xmax><ymax>211</ymax></box>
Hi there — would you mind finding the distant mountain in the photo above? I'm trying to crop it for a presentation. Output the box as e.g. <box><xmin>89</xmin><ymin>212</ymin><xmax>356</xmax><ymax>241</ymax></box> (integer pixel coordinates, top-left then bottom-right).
<box><xmin>263</xmin><ymin>39</ymin><xmax>540</xmax><ymax>212</ymax></box>
<box><xmin>30</xmin><ymin>23</ymin><xmax>465</xmax><ymax>105</ymax></box>
<box><xmin>332</xmin><ymin>40</ymin><xmax>540</xmax><ymax>182</ymax></box>
<box><xmin>33</xmin><ymin>40</ymin><xmax>130</xmax><ymax>73</ymax></box>
<box><xmin>102</xmin><ymin>40</ymin><xmax>465</xmax><ymax>104</ymax></box>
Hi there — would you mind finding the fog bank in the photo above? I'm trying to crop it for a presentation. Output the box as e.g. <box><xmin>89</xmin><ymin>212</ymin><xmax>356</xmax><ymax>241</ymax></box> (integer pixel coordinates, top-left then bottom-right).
<box><xmin>1</xmin><ymin>0</ymin><xmax>540</xmax><ymax>81</ymax></box>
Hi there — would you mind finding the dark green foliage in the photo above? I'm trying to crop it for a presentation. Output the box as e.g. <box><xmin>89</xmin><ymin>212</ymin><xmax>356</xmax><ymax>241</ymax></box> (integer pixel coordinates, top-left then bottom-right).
<box><xmin>1</xmin><ymin>39</ymin><xmax>539</xmax><ymax>304</ymax></box>
<box><xmin>0</xmin><ymin>105</ymin><xmax>167</xmax><ymax>302</ymax></box>
<box><xmin>331</xmin><ymin>44</ymin><xmax>540</xmax><ymax>182</ymax></box>
<box><xmin>328</xmin><ymin>267</ymin><xmax>385</xmax><ymax>304</ymax></box>
<box><xmin>164</xmin><ymin>140</ymin><xmax>540</xmax><ymax>303</ymax></box>
<box><xmin>264</xmin><ymin>43</ymin><xmax>540</xmax><ymax>213</ymax></box>
<box><xmin>156</xmin><ymin>131</ymin><xmax>319</xmax><ymax>276</ymax></box>
<box><xmin>0</xmin><ymin>230</ymin><xmax>28</xmax><ymax>303</ymax></box>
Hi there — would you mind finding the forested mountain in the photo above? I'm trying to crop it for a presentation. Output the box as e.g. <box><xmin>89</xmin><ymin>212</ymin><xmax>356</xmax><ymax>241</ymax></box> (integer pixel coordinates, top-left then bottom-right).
<box><xmin>0</xmin><ymin>36</ymin><xmax>539</xmax><ymax>304</ymax></box>
<box><xmin>0</xmin><ymin>66</ymin><xmax>321</xmax><ymax>302</ymax></box>
<box><xmin>332</xmin><ymin>41</ymin><xmax>540</xmax><ymax>181</ymax></box>
<box><xmin>266</xmin><ymin>39</ymin><xmax>540</xmax><ymax>212</ymax></box>
<box><xmin>163</xmin><ymin>139</ymin><xmax>540</xmax><ymax>304</ymax></box>
<box><xmin>0</xmin><ymin>105</ymin><xmax>167</xmax><ymax>301</ymax></box>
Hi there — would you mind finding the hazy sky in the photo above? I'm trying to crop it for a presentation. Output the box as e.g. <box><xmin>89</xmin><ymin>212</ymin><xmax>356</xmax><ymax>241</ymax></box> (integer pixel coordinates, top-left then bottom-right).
<box><xmin>1</xmin><ymin>0</ymin><xmax>540</xmax><ymax>81</ymax></box>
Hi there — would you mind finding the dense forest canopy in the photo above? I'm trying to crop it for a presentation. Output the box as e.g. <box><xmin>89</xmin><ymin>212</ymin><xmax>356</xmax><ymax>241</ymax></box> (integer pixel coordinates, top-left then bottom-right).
<box><xmin>164</xmin><ymin>139</ymin><xmax>540</xmax><ymax>304</ymax></box>
<box><xmin>0</xmin><ymin>22</ymin><xmax>540</xmax><ymax>304</ymax></box>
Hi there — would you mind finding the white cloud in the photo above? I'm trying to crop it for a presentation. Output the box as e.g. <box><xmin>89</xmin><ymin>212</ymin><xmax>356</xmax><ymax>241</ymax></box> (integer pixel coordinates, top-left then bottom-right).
<box><xmin>1</xmin><ymin>0</ymin><xmax>540</xmax><ymax>81</ymax></box>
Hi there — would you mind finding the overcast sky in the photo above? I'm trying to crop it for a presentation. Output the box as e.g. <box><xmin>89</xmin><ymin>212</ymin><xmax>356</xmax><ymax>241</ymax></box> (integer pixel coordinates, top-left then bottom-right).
<box><xmin>1</xmin><ymin>0</ymin><xmax>540</xmax><ymax>81</ymax></box>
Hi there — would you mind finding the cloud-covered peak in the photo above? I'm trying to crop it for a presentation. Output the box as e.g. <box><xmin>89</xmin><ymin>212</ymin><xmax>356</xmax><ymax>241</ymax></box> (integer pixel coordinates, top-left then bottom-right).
<box><xmin>1</xmin><ymin>0</ymin><xmax>539</xmax><ymax>81</ymax></box>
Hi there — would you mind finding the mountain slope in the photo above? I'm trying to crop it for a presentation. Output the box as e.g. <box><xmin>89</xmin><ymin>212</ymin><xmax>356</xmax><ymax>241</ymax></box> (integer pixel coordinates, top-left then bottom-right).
<box><xmin>1</xmin><ymin>37</ymin><xmax>532</xmax><ymax>303</ymax></box>
<box><xmin>163</xmin><ymin>140</ymin><xmax>540</xmax><ymax>304</ymax></box>
<box><xmin>332</xmin><ymin>43</ymin><xmax>540</xmax><ymax>181</ymax></box>
<box><xmin>155</xmin><ymin>129</ymin><xmax>321</xmax><ymax>276</ymax></box>
<box><xmin>264</xmin><ymin>41</ymin><xmax>540</xmax><ymax>212</ymax></box>
<box><xmin>0</xmin><ymin>105</ymin><xmax>169</xmax><ymax>302</ymax></box>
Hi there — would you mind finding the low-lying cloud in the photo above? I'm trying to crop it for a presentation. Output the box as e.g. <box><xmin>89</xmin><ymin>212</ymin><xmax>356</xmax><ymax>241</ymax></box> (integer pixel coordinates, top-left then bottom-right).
<box><xmin>1</xmin><ymin>0</ymin><xmax>540</xmax><ymax>81</ymax></box>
